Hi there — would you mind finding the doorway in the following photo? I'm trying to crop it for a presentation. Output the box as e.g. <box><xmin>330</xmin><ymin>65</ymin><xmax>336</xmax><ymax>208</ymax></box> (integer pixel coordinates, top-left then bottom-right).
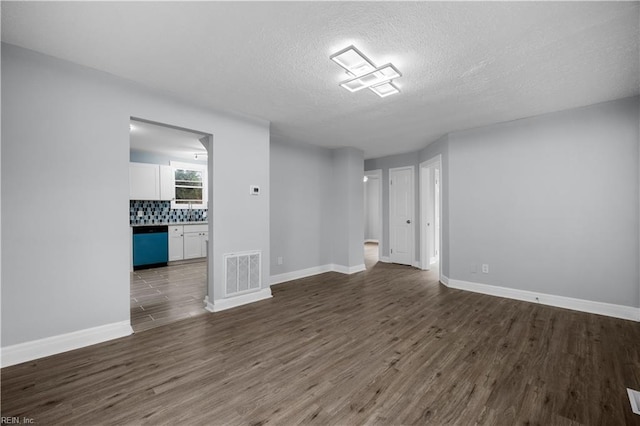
<box><xmin>389</xmin><ymin>166</ymin><xmax>415</xmax><ymax>266</ymax></box>
<box><xmin>364</xmin><ymin>169</ymin><xmax>383</xmax><ymax>265</ymax></box>
<box><xmin>420</xmin><ymin>155</ymin><xmax>442</xmax><ymax>278</ymax></box>
<box><xmin>129</xmin><ymin>118</ymin><xmax>212</xmax><ymax>332</ymax></box>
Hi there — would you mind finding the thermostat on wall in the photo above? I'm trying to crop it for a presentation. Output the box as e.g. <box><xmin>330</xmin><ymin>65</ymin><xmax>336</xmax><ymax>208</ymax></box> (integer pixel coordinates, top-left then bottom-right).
<box><xmin>250</xmin><ymin>185</ymin><xmax>260</xmax><ymax>195</ymax></box>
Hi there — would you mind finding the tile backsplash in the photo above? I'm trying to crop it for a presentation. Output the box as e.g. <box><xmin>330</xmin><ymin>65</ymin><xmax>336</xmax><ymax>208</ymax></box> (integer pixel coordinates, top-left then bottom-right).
<box><xmin>130</xmin><ymin>200</ymin><xmax>207</xmax><ymax>225</ymax></box>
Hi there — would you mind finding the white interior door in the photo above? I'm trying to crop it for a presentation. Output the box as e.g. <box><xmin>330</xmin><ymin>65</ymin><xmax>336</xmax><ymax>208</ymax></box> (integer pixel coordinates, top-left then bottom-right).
<box><xmin>389</xmin><ymin>167</ymin><xmax>414</xmax><ymax>265</ymax></box>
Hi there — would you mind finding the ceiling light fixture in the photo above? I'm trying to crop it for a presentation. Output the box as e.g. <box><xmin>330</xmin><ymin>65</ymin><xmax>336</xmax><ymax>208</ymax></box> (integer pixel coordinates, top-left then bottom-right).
<box><xmin>370</xmin><ymin>81</ymin><xmax>400</xmax><ymax>98</ymax></box>
<box><xmin>330</xmin><ymin>45</ymin><xmax>376</xmax><ymax>77</ymax></box>
<box><xmin>330</xmin><ymin>45</ymin><xmax>402</xmax><ymax>98</ymax></box>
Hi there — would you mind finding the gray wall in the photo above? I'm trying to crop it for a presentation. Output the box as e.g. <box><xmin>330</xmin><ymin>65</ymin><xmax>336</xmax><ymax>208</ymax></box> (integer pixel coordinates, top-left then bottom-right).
<box><xmin>331</xmin><ymin>147</ymin><xmax>365</xmax><ymax>268</ymax></box>
<box><xmin>365</xmin><ymin>152</ymin><xmax>420</xmax><ymax>259</ymax></box>
<box><xmin>366</xmin><ymin>97</ymin><xmax>638</xmax><ymax>307</ymax></box>
<box><xmin>448</xmin><ymin>97</ymin><xmax>639</xmax><ymax>307</ymax></box>
<box><xmin>270</xmin><ymin>143</ymin><xmax>364</xmax><ymax>274</ymax></box>
<box><xmin>270</xmin><ymin>140</ymin><xmax>333</xmax><ymax>274</ymax></box>
<box><xmin>2</xmin><ymin>43</ymin><xmax>270</xmax><ymax>347</ymax></box>
<box><xmin>418</xmin><ymin>136</ymin><xmax>450</xmax><ymax>277</ymax></box>
<box><xmin>364</xmin><ymin>136</ymin><xmax>450</xmax><ymax>275</ymax></box>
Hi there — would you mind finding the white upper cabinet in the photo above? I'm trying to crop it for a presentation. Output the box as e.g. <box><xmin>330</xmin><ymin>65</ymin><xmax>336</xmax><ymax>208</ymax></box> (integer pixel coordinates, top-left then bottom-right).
<box><xmin>130</xmin><ymin>163</ymin><xmax>175</xmax><ymax>201</ymax></box>
<box><xmin>159</xmin><ymin>165</ymin><xmax>175</xmax><ymax>201</ymax></box>
<box><xmin>129</xmin><ymin>162</ymin><xmax>159</xmax><ymax>200</ymax></box>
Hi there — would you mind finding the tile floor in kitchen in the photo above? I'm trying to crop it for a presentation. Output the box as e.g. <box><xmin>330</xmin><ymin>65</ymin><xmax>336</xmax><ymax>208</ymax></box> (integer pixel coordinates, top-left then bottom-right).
<box><xmin>130</xmin><ymin>260</ymin><xmax>207</xmax><ymax>333</ymax></box>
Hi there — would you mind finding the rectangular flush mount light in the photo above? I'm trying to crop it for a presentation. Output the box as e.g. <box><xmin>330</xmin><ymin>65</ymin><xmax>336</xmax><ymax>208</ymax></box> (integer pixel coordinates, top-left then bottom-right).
<box><xmin>330</xmin><ymin>45</ymin><xmax>402</xmax><ymax>98</ymax></box>
<box><xmin>330</xmin><ymin>45</ymin><xmax>376</xmax><ymax>77</ymax></box>
<box><xmin>370</xmin><ymin>81</ymin><xmax>400</xmax><ymax>98</ymax></box>
<box><xmin>340</xmin><ymin>64</ymin><xmax>401</xmax><ymax>93</ymax></box>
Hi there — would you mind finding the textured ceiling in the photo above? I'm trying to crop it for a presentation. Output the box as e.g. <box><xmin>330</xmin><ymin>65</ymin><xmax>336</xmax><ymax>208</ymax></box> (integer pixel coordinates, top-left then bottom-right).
<box><xmin>2</xmin><ymin>2</ymin><xmax>638</xmax><ymax>159</ymax></box>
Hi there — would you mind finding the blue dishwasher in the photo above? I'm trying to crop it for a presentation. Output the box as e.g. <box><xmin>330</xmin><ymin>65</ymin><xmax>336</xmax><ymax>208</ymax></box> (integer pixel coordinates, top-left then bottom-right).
<box><xmin>133</xmin><ymin>225</ymin><xmax>168</xmax><ymax>270</ymax></box>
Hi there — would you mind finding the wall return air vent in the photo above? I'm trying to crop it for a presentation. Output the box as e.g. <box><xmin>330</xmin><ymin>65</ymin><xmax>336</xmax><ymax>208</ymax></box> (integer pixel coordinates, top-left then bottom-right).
<box><xmin>225</xmin><ymin>250</ymin><xmax>261</xmax><ymax>296</ymax></box>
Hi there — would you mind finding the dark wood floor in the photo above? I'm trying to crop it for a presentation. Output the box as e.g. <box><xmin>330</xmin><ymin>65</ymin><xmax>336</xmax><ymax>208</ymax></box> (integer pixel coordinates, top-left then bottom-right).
<box><xmin>2</xmin><ymin>245</ymin><xmax>639</xmax><ymax>425</ymax></box>
<box><xmin>131</xmin><ymin>260</ymin><xmax>207</xmax><ymax>333</ymax></box>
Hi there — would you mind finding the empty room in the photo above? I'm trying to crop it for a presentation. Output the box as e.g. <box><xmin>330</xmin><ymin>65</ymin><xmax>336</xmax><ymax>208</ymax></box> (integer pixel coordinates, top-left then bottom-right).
<box><xmin>1</xmin><ymin>2</ymin><xmax>639</xmax><ymax>425</ymax></box>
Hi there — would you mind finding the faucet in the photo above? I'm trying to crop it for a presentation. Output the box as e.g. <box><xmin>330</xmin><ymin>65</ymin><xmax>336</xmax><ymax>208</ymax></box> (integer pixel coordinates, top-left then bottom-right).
<box><xmin>187</xmin><ymin>203</ymin><xmax>193</xmax><ymax>222</ymax></box>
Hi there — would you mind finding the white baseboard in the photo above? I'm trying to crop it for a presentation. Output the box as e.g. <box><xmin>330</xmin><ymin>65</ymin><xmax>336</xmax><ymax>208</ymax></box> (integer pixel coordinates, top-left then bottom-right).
<box><xmin>332</xmin><ymin>263</ymin><xmax>366</xmax><ymax>274</ymax></box>
<box><xmin>270</xmin><ymin>263</ymin><xmax>366</xmax><ymax>286</ymax></box>
<box><xmin>379</xmin><ymin>256</ymin><xmax>391</xmax><ymax>263</ymax></box>
<box><xmin>440</xmin><ymin>274</ymin><xmax>450</xmax><ymax>285</ymax></box>
<box><xmin>364</xmin><ymin>239</ymin><xmax>379</xmax><ymax>244</ymax></box>
<box><xmin>445</xmin><ymin>277</ymin><xmax>640</xmax><ymax>322</ymax></box>
<box><xmin>1</xmin><ymin>321</ymin><xmax>133</xmax><ymax>368</ymax></box>
<box><xmin>206</xmin><ymin>288</ymin><xmax>272</xmax><ymax>313</ymax></box>
<box><xmin>412</xmin><ymin>261</ymin><xmax>422</xmax><ymax>269</ymax></box>
<box><xmin>271</xmin><ymin>264</ymin><xmax>333</xmax><ymax>285</ymax></box>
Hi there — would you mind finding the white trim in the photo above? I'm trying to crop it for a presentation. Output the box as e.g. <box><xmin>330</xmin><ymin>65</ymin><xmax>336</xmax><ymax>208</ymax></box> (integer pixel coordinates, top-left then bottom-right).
<box><xmin>627</xmin><ymin>388</ymin><xmax>640</xmax><ymax>415</ymax></box>
<box><xmin>379</xmin><ymin>256</ymin><xmax>391</xmax><ymax>263</ymax></box>
<box><xmin>412</xmin><ymin>261</ymin><xmax>422</xmax><ymax>269</ymax></box>
<box><xmin>269</xmin><ymin>263</ymin><xmax>366</xmax><ymax>286</ymax></box>
<box><xmin>446</xmin><ymin>278</ymin><xmax>640</xmax><ymax>322</ymax></box>
<box><xmin>332</xmin><ymin>263</ymin><xmax>366</xmax><ymax>274</ymax></box>
<box><xmin>419</xmin><ymin>155</ymin><xmax>442</xmax><ymax>285</ymax></box>
<box><xmin>271</xmin><ymin>264</ymin><xmax>333</xmax><ymax>285</ymax></box>
<box><xmin>207</xmin><ymin>288</ymin><xmax>272</xmax><ymax>313</ymax></box>
<box><xmin>170</xmin><ymin>160</ymin><xmax>208</xmax><ymax>210</ymax></box>
<box><xmin>440</xmin><ymin>274</ymin><xmax>450</xmax><ymax>286</ymax></box>
<box><xmin>364</xmin><ymin>239</ymin><xmax>379</xmax><ymax>244</ymax></box>
<box><xmin>1</xmin><ymin>321</ymin><xmax>133</xmax><ymax>368</ymax></box>
<box><xmin>389</xmin><ymin>165</ymin><xmax>415</xmax><ymax>266</ymax></box>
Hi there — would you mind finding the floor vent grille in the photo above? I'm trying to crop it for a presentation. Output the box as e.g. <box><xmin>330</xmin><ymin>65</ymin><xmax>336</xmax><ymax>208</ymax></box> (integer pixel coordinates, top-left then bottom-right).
<box><xmin>225</xmin><ymin>250</ymin><xmax>261</xmax><ymax>296</ymax></box>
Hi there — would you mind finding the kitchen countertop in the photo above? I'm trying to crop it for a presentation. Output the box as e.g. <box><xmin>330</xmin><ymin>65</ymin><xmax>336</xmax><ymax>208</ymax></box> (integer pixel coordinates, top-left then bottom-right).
<box><xmin>131</xmin><ymin>221</ymin><xmax>208</xmax><ymax>227</ymax></box>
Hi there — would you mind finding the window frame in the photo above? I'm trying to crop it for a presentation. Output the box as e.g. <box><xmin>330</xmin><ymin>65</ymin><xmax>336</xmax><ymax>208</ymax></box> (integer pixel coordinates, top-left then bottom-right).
<box><xmin>170</xmin><ymin>161</ymin><xmax>208</xmax><ymax>210</ymax></box>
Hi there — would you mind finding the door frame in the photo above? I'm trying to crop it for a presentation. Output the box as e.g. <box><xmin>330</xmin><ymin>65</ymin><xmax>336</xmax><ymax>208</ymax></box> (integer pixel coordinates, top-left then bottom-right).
<box><xmin>364</xmin><ymin>169</ymin><xmax>383</xmax><ymax>260</ymax></box>
<box><xmin>419</xmin><ymin>155</ymin><xmax>442</xmax><ymax>280</ymax></box>
<box><xmin>389</xmin><ymin>165</ymin><xmax>415</xmax><ymax>266</ymax></box>
<box><xmin>129</xmin><ymin>117</ymin><xmax>213</xmax><ymax>326</ymax></box>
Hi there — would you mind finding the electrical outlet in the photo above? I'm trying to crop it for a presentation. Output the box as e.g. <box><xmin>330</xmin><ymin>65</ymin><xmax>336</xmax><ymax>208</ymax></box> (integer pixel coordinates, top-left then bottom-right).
<box><xmin>137</xmin><ymin>211</ymin><xmax>144</xmax><ymax>217</ymax></box>
<box><xmin>481</xmin><ymin>264</ymin><xmax>489</xmax><ymax>274</ymax></box>
<box><xmin>277</xmin><ymin>257</ymin><xmax>283</xmax><ymax>265</ymax></box>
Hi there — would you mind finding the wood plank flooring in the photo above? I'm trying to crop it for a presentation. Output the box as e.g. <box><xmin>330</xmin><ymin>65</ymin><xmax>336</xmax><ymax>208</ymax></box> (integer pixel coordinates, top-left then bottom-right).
<box><xmin>2</xmin><ymin>244</ymin><xmax>639</xmax><ymax>425</ymax></box>
<box><xmin>130</xmin><ymin>260</ymin><xmax>207</xmax><ymax>333</ymax></box>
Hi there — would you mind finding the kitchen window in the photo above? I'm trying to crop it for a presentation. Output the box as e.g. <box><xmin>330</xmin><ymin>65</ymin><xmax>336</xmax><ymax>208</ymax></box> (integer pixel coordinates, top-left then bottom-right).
<box><xmin>170</xmin><ymin>161</ymin><xmax>207</xmax><ymax>209</ymax></box>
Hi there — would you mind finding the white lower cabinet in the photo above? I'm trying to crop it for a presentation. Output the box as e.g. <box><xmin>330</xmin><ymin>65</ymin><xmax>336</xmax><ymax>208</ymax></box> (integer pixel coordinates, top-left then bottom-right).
<box><xmin>168</xmin><ymin>225</ymin><xmax>185</xmax><ymax>261</ymax></box>
<box><xmin>184</xmin><ymin>232</ymin><xmax>202</xmax><ymax>259</ymax></box>
<box><xmin>169</xmin><ymin>224</ymin><xmax>208</xmax><ymax>261</ymax></box>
